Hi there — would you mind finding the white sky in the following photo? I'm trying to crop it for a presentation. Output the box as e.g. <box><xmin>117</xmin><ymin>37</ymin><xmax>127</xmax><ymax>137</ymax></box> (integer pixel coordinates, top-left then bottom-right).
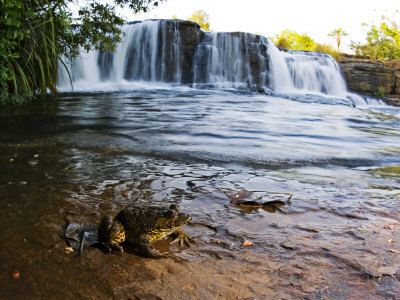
<box><xmin>123</xmin><ymin>0</ymin><xmax>399</xmax><ymax>53</ymax></box>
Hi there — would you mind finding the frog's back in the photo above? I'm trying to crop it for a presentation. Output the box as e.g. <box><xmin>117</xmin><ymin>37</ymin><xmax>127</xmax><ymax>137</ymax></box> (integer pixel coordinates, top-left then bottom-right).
<box><xmin>115</xmin><ymin>206</ymin><xmax>163</xmax><ymax>242</ymax></box>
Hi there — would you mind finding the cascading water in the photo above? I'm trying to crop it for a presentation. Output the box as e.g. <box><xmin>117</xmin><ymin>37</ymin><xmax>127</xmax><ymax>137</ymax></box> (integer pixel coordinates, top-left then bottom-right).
<box><xmin>58</xmin><ymin>20</ymin><xmax>185</xmax><ymax>90</ymax></box>
<box><xmin>191</xmin><ymin>32</ymin><xmax>269</xmax><ymax>88</ymax></box>
<box><xmin>58</xmin><ymin>19</ymin><xmax>383</xmax><ymax>106</ymax></box>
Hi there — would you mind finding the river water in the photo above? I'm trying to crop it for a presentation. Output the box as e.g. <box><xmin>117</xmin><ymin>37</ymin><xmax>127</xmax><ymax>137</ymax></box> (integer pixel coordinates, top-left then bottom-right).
<box><xmin>1</xmin><ymin>85</ymin><xmax>400</xmax><ymax>298</ymax></box>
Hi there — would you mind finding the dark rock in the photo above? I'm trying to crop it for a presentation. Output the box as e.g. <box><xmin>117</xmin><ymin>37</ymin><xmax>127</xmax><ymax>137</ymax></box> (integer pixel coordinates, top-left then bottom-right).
<box><xmin>339</xmin><ymin>56</ymin><xmax>400</xmax><ymax>106</ymax></box>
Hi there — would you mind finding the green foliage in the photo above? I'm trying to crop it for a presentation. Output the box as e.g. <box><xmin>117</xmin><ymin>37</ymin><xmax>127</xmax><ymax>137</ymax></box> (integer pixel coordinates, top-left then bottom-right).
<box><xmin>375</xmin><ymin>86</ymin><xmax>385</xmax><ymax>97</ymax></box>
<box><xmin>187</xmin><ymin>10</ymin><xmax>210</xmax><ymax>31</ymax></box>
<box><xmin>328</xmin><ymin>28</ymin><xmax>348</xmax><ymax>52</ymax></box>
<box><xmin>271</xmin><ymin>30</ymin><xmax>316</xmax><ymax>51</ymax></box>
<box><xmin>0</xmin><ymin>0</ymin><xmax>161</xmax><ymax>103</ymax></box>
<box><xmin>314</xmin><ymin>43</ymin><xmax>339</xmax><ymax>60</ymax></box>
<box><xmin>352</xmin><ymin>14</ymin><xmax>400</xmax><ymax>60</ymax></box>
<box><xmin>270</xmin><ymin>30</ymin><xmax>339</xmax><ymax>59</ymax></box>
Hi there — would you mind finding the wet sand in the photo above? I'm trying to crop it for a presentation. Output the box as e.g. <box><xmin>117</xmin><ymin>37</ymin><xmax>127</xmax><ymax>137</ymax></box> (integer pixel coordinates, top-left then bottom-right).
<box><xmin>1</xmin><ymin>189</ymin><xmax>399</xmax><ymax>300</ymax></box>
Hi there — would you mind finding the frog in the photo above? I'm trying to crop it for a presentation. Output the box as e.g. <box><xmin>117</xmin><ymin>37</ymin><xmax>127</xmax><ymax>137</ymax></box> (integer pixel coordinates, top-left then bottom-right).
<box><xmin>98</xmin><ymin>204</ymin><xmax>192</xmax><ymax>257</ymax></box>
<box><xmin>97</xmin><ymin>215</ymin><xmax>126</xmax><ymax>254</ymax></box>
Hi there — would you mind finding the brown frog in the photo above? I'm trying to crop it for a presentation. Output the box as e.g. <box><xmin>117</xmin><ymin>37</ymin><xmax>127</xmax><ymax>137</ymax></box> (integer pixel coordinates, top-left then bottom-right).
<box><xmin>98</xmin><ymin>204</ymin><xmax>192</xmax><ymax>257</ymax></box>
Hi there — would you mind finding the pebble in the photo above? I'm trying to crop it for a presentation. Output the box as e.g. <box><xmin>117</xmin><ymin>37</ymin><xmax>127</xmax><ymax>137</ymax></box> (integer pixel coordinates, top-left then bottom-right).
<box><xmin>28</xmin><ymin>160</ymin><xmax>38</xmax><ymax>166</ymax></box>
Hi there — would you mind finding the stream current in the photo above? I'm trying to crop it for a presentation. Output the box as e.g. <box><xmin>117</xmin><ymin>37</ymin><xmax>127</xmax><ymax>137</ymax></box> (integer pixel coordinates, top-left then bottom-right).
<box><xmin>1</xmin><ymin>86</ymin><xmax>400</xmax><ymax>298</ymax></box>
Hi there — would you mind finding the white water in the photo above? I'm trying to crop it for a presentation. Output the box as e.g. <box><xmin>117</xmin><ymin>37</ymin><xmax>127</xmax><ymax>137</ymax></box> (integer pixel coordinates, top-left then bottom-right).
<box><xmin>58</xmin><ymin>19</ymin><xmax>384</xmax><ymax>107</ymax></box>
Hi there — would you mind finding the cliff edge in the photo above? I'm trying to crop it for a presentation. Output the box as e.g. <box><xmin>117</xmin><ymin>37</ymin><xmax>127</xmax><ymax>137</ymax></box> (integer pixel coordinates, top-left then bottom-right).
<box><xmin>339</xmin><ymin>55</ymin><xmax>400</xmax><ymax>106</ymax></box>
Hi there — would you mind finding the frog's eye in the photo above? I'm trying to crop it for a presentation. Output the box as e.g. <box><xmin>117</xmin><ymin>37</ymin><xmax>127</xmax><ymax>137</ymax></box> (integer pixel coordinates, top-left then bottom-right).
<box><xmin>169</xmin><ymin>204</ymin><xmax>180</xmax><ymax>211</ymax></box>
<box><xmin>166</xmin><ymin>209</ymin><xmax>178</xmax><ymax>218</ymax></box>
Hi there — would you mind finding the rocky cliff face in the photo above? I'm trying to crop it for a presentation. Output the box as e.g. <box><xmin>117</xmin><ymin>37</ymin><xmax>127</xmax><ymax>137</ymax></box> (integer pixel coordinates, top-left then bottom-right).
<box><xmin>339</xmin><ymin>56</ymin><xmax>400</xmax><ymax>106</ymax></box>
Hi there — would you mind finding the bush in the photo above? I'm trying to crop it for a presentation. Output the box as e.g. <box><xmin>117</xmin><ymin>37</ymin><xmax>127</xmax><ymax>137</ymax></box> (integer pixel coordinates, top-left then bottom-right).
<box><xmin>0</xmin><ymin>0</ymin><xmax>161</xmax><ymax>103</ymax></box>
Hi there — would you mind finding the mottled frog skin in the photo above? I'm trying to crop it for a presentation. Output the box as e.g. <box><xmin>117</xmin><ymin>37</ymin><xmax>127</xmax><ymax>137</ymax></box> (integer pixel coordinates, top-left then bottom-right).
<box><xmin>98</xmin><ymin>204</ymin><xmax>192</xmax><ymax>257</ymax></box>
<box><xmin>97</xmin><ymin>215</ymin><xmax>126</xmax><ymax>254</ymax></box>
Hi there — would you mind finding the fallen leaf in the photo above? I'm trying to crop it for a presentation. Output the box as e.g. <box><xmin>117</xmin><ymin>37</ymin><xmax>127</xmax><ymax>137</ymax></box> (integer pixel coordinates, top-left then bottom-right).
<box><xmin>388</xmin><ymin>249</ymin><xmax>400</xmax><ymax>254</ymax></box>
<box><xmin>11</xmin><ymin>270</ymin><xmax>20</xmax><ymax>279</ymax></box>
<box><xmin>242</xmin><ymin>240</ymin><xmax>253</xmax><ymax>247</ymax></box>
<box><xmin>65</xmin><ymin>247</ymin><xmax>74</xmax><ymax>253</ymax></box>
<box><xmin>387</xmin><ymin>239</ymin><xmax>394</xmax><ymax>244</ymax></box>
<box><xmin>384</xmin><ymin>225</ymin><xmax>395</xmax><ymax>230</ymax></box>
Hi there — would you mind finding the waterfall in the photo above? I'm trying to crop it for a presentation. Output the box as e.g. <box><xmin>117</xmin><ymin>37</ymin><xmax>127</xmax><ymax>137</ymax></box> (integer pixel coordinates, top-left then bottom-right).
<box><xmin>58</xmin><ymin>20</ymin><xmax>184</xmax><ymax>90</ymax></box>
<box><xmin>267</xmin><ymin>43</ymin><xmax>348</xmax><ymax>96</ymax></box>
<box><xmin>192</xmin><ymin>32</ymin><xmax>269</xmax><ymax>88</ymax></box>
<box><xmin>57</xmin><ymin>19</ymin><xmax>383</xmax><ymax>106</ymax></box>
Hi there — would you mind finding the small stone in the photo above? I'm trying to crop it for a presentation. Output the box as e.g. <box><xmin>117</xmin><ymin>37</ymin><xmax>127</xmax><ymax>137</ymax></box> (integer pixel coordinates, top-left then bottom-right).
<box><xmin>28</xmin><ymin>160</ymin><xmax>38</xmax><ymax>166</ymax></box>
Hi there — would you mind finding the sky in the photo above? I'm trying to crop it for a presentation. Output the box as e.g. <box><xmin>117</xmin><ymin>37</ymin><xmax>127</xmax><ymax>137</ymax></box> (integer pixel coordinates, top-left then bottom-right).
<box><xmin>121</xmin><ymin>0</ymin><xmax>399</xmax><ymax>53</ymax></box>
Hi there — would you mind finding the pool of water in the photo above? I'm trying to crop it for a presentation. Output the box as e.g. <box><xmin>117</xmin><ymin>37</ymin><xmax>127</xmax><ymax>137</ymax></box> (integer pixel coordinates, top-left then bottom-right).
<box><xmin>1</xmin><ymin>87</ymin><xmax>399</xmax><ymax>298</ymax></box>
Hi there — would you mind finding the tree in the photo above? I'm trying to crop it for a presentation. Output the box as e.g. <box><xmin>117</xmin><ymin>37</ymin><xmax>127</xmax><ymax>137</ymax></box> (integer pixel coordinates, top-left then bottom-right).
<box><xmin>363</xmin><ymin>17</ymin><xmax>400</xmax><ymax>60</ymax></box>
<box><xmin>271</xmin><ymin>30</ymin><xmax>316</xmax><ymax>51</ymax></box>
<box><xmin>349</xmin><ymin>14</ymin><xmax>400</xmax><ymax>60</ymax></box>
<box><xmin>328</xmin><ymin>28</ymin><xmax>348</xmax><ymax>52</ymax></box>
<box><xmin>0</xmin><ymin>0</ymin><xmax>162</xmax><ymax>103</ymax></box>
<box><xmin>187</xmin><ymin>10</ymin><xmax>210</xmax><ymax>31</ymax></box>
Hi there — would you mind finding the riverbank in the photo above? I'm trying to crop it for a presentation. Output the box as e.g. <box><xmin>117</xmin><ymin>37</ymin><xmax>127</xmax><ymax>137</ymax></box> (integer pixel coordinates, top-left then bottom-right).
<box><xmin>339</xmin><ymin>55</ymin><xmax>400</xmax><ymax>107</ymax></box>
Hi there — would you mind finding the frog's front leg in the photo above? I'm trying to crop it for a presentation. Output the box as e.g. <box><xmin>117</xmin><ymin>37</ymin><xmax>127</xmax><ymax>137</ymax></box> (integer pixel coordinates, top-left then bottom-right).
<box><xmin>170</xmin><ymin>228</ymin><xmax>192</xmax><ymax>247</ymax></box>
<box><xmin>139</xmin><ymin>234</ymin><xmax>168</xmax><ymax>258</ymax></box>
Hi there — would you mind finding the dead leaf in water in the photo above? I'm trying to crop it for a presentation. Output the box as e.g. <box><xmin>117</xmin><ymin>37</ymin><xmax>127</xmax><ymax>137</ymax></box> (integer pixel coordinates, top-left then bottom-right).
<box><xmin>242</xmin><ymin>240</ymin><xmax>253</xmax><ymax>247</ymax></box>
<box><xmin>384</xmin><ymin>225</ymin><xmax>395</xmax><ymax>230</ymax></box>
<box><xmin>65</xmin><ymin>247</ymin><xmax>74</xmax><ymax>254</ymax></box>
<box><xmin>388</xmin><ymin>249</ymin><xmax>400</xmax><ymax>254</ymax></box>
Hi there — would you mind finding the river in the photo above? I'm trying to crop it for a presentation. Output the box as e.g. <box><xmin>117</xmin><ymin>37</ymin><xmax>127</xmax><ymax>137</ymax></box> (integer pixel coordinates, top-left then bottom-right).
<box><xmin>1</xmin><ymin>85</ymin><xmax>399</xmax><ymax>298</ymax></box>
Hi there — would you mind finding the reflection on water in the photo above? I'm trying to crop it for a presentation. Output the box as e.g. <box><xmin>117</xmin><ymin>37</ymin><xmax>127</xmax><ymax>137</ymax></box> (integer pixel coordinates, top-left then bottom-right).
<box><xmin>0</xmin><ymin>88</ymin><xmax>399</xmax><ymax>298</ymax></box>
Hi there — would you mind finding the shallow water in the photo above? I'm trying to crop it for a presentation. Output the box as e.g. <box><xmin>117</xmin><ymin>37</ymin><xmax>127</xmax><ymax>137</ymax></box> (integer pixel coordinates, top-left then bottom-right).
<box><xmin>1</xmin><ymin>87</ymin><xmax>400</xmax><ymax>298</ymax></box>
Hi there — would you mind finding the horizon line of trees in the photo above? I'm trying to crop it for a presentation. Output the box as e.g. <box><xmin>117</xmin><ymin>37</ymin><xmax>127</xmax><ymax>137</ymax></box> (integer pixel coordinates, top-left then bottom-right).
<box><xmin>270</xmin><ymin>13</ymin><xmax>400</xmax><ymax>61</ymax></box>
